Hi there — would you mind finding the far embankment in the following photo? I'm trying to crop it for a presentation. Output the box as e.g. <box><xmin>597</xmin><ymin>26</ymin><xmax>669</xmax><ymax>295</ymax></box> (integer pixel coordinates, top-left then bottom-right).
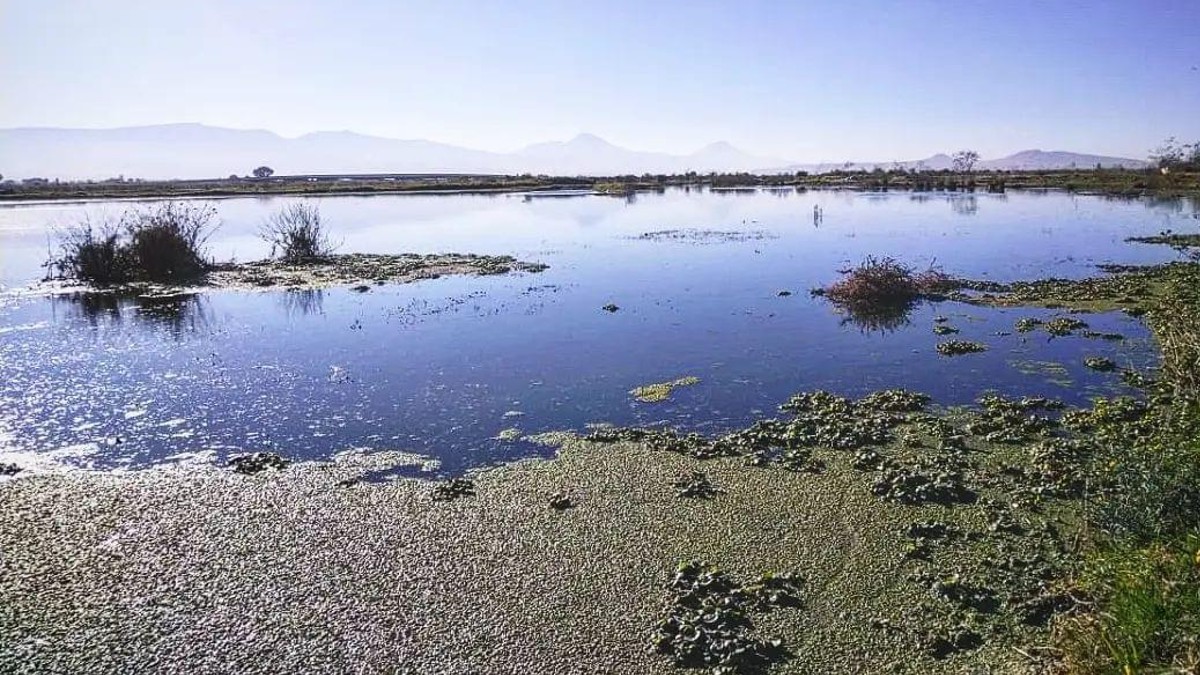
<box><xmin>3</xmin><ymin>169</ymin><xmax>1199</xmax><ymax>203</ymax></box>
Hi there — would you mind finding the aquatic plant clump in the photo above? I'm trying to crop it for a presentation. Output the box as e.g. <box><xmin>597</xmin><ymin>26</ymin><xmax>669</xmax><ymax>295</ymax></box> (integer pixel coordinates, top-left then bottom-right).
<box><xmin>672</xmin><ymin>471</ymin><xmax>723</xmax><ymax>499</ymax></box>
<box><xmin>228</xmin><ymin>452</ymin><xmax>289</xmax><ymax>475</ymax></box>
<box><xmin>651</xmin><ymin>561</ymin><xmax>802</xmax><ymax>674</ymax></box>
<box><xmin>1083</xmin><ymin>356</ymin><xmax>1117</xmax><ymax>372</ymax></box>
<box><xmin>1014</xmin><ymin>317</ymin><xmax>1043</xmax><ymax>333</ymax></box>
<box><xmin>630</xmin><ymin>376</ymin><xmax>700</xmax><ymax>403</ymax></box>
<box><xmin>936</xmin><ymin>340</ymin><xmax>988</xmax><ymax>356</ymax></box>
<box><xmin>431</xmin><ymin>477</ymin><xmax>476</xmax><ymax>501</ymax></box>
<box><xmin>965</xmin><ymin>394</ymin><xmax>1062</xmax><ymax>443</ymax></box>
<box><xmin>494</xmin><ymin>427</ymin><xmax>522</xmax><ymax>442</ymax></box>
<box><xmin>1045</xmin><ymin>317</ymin><xmax>1089</xmax><ymax>337</ymax></box>
<box><xmin>871</xmin><ymin>461</ymin><xmax>975</xmax><ymax>505</ymax></box>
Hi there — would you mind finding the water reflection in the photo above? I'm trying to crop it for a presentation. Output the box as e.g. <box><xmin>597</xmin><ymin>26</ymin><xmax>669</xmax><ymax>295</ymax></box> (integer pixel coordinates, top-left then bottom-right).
<box><xmin>950</xmin><ymin>195</ymin><xmax>979</xmax><ymax>216</ymax></box>
<box><xmin>52</xmin><ymin>291</ymin><xmax>208</xmax><ymax>336</ymax></box>
<box><xmin>279</xmin><ymin>288</ymin><xmax>325</xmax><ymax>317</ymax></box>
<box><xmin>833</xmin><ymin>300</ymin><xmax>916</xmax><ymax>334</ymax></box>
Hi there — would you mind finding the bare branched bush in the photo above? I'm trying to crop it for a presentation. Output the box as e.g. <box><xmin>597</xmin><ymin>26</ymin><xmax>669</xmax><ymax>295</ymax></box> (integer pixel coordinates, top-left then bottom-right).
<box><xmin>260</xmin><ymin>203</ymin><xmax>337</xmax><ymax>263</ymax></box>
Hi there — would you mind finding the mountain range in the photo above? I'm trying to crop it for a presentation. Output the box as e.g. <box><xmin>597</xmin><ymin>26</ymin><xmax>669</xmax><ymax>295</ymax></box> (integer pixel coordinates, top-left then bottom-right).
<box><xmin>0</xmin><ymin>124</ymin><xmax>1148</xmax><ymax>180</ymax></box>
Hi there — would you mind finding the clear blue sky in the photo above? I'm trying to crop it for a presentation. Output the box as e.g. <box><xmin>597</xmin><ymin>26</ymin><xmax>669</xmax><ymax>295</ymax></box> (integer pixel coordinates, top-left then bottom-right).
<box><xmin>3</xmin><ymin>0</ymin><xmax>1198</xmax><ymax>161</ymax></box>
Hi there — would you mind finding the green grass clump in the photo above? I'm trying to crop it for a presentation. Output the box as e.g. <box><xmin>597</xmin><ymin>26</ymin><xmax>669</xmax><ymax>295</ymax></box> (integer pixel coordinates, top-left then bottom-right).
<box><xmin>1057</xmin><ymin>536</ymin><xmax>1200</xmax><ymax>674</ymax></box>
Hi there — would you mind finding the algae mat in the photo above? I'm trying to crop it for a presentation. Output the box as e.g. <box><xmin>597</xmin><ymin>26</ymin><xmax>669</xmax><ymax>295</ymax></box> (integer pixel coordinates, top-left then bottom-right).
<box><xmin>0</xmin><ymin>439</ymin><xmax>1033</xmax><ymax>674</ymax></box>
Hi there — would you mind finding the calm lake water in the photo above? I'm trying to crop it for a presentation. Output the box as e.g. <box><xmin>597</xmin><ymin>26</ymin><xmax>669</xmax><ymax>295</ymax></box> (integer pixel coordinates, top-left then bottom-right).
<box><xmin>1</xmin><ymin>188</ymin><xmax>1196</xmax><ymax>474</ymax></box>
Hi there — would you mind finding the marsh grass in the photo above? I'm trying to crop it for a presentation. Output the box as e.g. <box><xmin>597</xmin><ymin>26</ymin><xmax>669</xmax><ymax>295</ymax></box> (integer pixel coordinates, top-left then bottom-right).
<box><xmin>50</xmin><ymin>202</ymin><xmax>216</xmax><ymax>284</ymax></box>
<box><xmin>1055</xmin><ymin>287</ymin><xmax>1200</xmax><ymax>672</ymax></box>
<box><xmin>260</xmin><ymin>202</ymin><xmax>338</xmax><ymax>263</ymax></box>
<box><xmin>1057</xmin><ymin>536</ymin><xmax>1200</xmax><ymax>674</ymax></box>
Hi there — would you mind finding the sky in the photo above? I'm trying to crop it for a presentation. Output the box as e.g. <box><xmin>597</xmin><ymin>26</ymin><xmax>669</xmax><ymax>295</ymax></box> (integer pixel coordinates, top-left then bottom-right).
<box><xmin>2</xmin><ymin>0</ymin><xmax>1199</xmax><ymax>161</ymax></box>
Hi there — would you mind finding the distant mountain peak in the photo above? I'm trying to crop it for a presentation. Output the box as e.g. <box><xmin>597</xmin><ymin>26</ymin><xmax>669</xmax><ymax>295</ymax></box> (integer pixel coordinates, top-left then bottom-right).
<box><xmin>0</xmin><ymin>124</ymin><xmax>1150</xmax><ymax>179</ymax></box>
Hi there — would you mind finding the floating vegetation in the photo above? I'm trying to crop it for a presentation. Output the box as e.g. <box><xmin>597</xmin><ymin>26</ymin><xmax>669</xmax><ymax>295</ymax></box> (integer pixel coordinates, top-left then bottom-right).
<box><xmin>1014</xmin><ymin>317</ymin><xmax>1043</xmax><ymax>333</ymax></box>
<box><xmin>0</xmin><ymin>463</ymin><xmax>22</xmax><ymax>476</ymax></box>
<box><xmin>932</xmin><ymin>324</ymin><xmax>959</xmax><ymax>335</ymax></box>
<box><xmin>1045</xmin><ymin>317</ymin><xmax>1089</xmax><ymax>336</ymax></box>
<box><xmin>1083</xmin><ymin>356</ymin><xmax>1117</xmax><ymax>372</ymax></box>
<box><xmin>1010</xmin><ymin>359</ymin><xmax>1073</xmax><ymax>387</ymax></box>
<box><xmin>206</xmin><ymin>253</ymin><xmax>548</xmax><ymax>290</ymax></box>
<box><xmin>965</xmin><ymin>394</ymin><xmax>1061</xmax><ymax>443</ymax></box>
<box><xmin>859</xmin><ymin>389</ymin><xmax>932</xmax><ymax>412</ymax></box>
<box><xmin>633</xmin><ymin>229</ymin><xmax>777</xmax><ymax>244</ymax></box>
<box><xmin>1023</xmin><ymin>438</ymin><xmax>1092</xmax><ymax>498</ymax></box>
<box><xmin>872</xmin><ymin>460</ymin><xmax>975</xmax><ymax>505</ymax></box>
<box><xmin>494</xmin><ymin>427</ymin><xmax>522</xmax><ymax>442</ymax></box>
<box><xmin>936</xmin><ymin>340</ymin><xmax>988</xmax><ymax>356</ymax></box>
<box><xmin>1081</xmin><ymin>330</ymin><xmax>1124</xmax><ymax>341</ymax></box>
<box><xmin>672</xmin><ymin>471</ymin><xmax>723</xmax><ymax>499</ymax></box>
<box><xmin>548</xmin><ymin>492</ymin><xmax>573</xmax><ymax>510</ymax></box>
<box><xmin>651</xmin><ymin>561</ymin><xmax>802</xmax><ymax>674</ymax></box>
<box><xmin>630</xmin><ymin>376</ymin><xmax>700</xmax><ymax>403</ymax></box>
<box><xmin>1125</xmin><ymin>231</ymin><xmax>1200</xmax><ymax>250</ymax></box>
<box><xmin>778</xmin><ymin>391</ymin><xmax>900</xmax><ymax>449</ymax></box>
<box><xmin>776</xmin><ymin>290</ymin><xmax>792</xmax><ymax>297</ymax></box>
<box><xmin>602</xmin><ymin>303</ymin><xmax>620</xmax><ymax>313</ymax></box>
<box><xmin>227</xmin><ymin>452</ymin><xmax>288</xmax><ymax>474</ymax></box>
<box><xmin>431</xmin><ymin>477</ymin><xmax>476</xmax><ymax>501</ymax></box>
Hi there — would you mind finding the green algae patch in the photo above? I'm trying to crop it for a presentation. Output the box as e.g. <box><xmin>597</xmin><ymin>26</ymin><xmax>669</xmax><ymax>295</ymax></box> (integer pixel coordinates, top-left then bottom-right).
<box><xmin>1010</xmin><ymin>359</ymin><xmax>1073</xmax><ymax>387</ymax></box>
<box><xmin>630</xmin><ymin>376</ymin><xmax>701</xmax><ymax>403</ymax></box>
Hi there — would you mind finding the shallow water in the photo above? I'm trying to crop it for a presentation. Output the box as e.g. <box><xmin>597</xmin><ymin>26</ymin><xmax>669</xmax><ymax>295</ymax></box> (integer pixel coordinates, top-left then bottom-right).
<box><xmin>0</xmin><ymin>188</ymin><xmax>1195</xmax><ymax>474</ymax></box>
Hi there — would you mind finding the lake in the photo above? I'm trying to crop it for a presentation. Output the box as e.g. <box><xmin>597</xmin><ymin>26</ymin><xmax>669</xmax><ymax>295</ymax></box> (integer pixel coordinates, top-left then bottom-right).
<box><xmin>1</xmin><ymin>188</ymin><xmax>1195</xmax><ymax>474</ymax></box>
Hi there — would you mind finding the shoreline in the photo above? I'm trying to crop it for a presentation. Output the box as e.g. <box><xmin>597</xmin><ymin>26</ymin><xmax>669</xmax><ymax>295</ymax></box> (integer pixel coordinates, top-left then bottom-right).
<box><xmin>2</xmin><ymin>170</ymin><xmax>1198</xmax><ymax>204</ymax></box>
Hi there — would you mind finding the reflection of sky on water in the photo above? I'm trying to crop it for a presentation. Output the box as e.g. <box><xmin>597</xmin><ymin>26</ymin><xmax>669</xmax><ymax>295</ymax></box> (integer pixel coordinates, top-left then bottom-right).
<box><xmin>0</xmin><ymin>188</ymin><xmax>1183</xmax><ymax>473</ymax></box>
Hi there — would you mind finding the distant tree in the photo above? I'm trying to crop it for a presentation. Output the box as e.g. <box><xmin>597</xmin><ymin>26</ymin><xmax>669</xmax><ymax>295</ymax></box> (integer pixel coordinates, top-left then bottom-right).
<box><xmin>253</xmin><ymin>166</ymin><xmax>275</xmax><ymax>178</ymax></box>
<box><xmin>952</xmin><ymin>150</ymin><xmax>980</xmax><ymax>174</ymax></box>
<box><xmin>1150</xmin><ymin>137</ymin><xmax>1200</xmax><ymax>170</ymax></box>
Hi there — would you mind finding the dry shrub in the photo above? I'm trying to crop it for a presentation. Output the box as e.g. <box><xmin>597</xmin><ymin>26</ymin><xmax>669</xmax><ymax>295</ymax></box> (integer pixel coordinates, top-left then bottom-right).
<box><xmin>49</xmin><ymin>202</ymin><xmax>217</xmax><ymax>284</ymax></box>
<box><xmin>260</xmin><ymin>202</ymin><xmax>337</xmax><ymax>263</ymax></box>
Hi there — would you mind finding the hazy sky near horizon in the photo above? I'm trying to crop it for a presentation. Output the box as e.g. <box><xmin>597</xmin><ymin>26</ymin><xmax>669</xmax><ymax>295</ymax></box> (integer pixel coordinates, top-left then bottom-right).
<box><xmin>3</xmin><ymin>0</ymin><xmax>1199</xmax><ymax>161</ymax></box>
